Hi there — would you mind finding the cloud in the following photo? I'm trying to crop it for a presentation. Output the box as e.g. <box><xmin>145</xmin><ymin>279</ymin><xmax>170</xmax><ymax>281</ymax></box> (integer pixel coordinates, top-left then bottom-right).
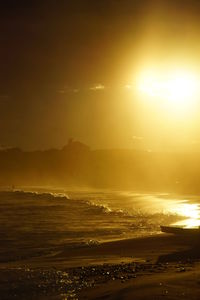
<box><xmin>132</xmin><ymin>136</ymin><xmax>143</xmax><ymax>141</ymax></box>
<box><xmin>89</xmin><ymin>84</ymin><xmax>105</xmax><ymax>91</ymax></box>
<box><xmin>57</xmin><ymin>87</ymin><xmax>79</xmax><ymax>94</ymax></box>
<box><xmin>124</xmin><ymin>84</ymin><xmax>133</xmax><ymax>90</ymax></box>
<box><xmin>57</xmin><ymin>89</ymin><xmax>66</xmax><ymax>94</ymax></box>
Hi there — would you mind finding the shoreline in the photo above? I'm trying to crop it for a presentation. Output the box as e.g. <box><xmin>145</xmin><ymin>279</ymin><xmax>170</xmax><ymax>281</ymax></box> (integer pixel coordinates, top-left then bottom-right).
<box><xmin>30</xmin><ymin>232</ymin><xmax>200</xmax><ymax>268</ymax></box>
<box><xmin>1</xmin><ymin>233</ymin><xmax>200</xmax><ymax>299</ymax></box>
<box><xmin>1</xmin><ymin>232</ymin><xmax>198</xmax><ymax>269</ymax></box>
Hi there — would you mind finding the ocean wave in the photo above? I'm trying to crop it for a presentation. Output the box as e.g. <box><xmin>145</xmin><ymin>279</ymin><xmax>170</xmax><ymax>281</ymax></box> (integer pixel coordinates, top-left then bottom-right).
<box><xmin>0</xmin><ymin>189</ymin><xmax>129</xmax><ymax>217</ymax></box>
<box><xmin>0</xmin><ymin>189</ymin><xmax>70</xmax><ymax>200</ymax></box>
<box><xmin>0</xmin><ymin>189</ymin><xmax>190</xmax><ymax>258</ymax></box>
<box><xmin>0</xmin><ymin>189</ymin><xmax>186</xmax><ymax>226</ymax></box>
<box><xmin>0</xmin><ymin>189</ymin><xmax>185</xmax><ymax>221</ymax></box>
<box><xmin>85</xmin><ymin>201</ymin><xmax>127</xmax><ymax>216</ymax></box>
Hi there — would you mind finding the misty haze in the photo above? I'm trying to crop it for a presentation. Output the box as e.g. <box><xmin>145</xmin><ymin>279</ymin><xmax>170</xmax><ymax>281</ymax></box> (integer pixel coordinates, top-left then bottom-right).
<box><xmin>1</xmin><ymin>1</ymin><xmax>200</xmax><ymax>300</ymax></box>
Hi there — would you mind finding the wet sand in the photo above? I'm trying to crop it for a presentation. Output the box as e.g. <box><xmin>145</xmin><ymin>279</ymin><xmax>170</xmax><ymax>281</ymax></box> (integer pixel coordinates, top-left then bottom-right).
<box><xmin>80</xmin><ymin>264</ymin><xmax>200</xmax><ymax>299</ymax></box>
<box><xmin>1</xmin><ymin>233</ymin><xmax>200</xmax><ymax>299</ymax></box>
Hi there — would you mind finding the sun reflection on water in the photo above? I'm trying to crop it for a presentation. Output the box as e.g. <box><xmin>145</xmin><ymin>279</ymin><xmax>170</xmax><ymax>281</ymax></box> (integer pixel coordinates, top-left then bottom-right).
<box><xmin>140</xmin><ymin>195</ymin><xmax>200</xmax><ymax>228</ymax></box>
<box><xmin>166</xmin><ymin>200</ymin><xmax>200</xmax><ymax>228</ymax></box>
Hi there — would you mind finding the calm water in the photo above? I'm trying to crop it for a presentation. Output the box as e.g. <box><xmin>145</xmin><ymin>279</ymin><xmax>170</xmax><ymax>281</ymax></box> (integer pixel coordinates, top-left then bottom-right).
<box><xmin>0</xmin><ymin>189</ymin><xmax>199</xmax><ymax>263</ymax></box>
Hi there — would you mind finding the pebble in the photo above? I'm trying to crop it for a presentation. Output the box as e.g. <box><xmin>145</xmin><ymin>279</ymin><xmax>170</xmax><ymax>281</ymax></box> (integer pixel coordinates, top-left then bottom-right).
<box><xmin>0</xmin><ymin>260</ymin><xmax>185</xmax><ymax>299</ymax></box>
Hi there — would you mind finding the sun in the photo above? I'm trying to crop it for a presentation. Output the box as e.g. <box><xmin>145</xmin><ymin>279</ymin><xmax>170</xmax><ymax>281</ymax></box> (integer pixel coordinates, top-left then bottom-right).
<box><xmin>166</xmin><ymin>71</ymin><xmax>198</xmax><ymax>102</ymax></box>
<box><xmin>137</xmin><ymin>69</ymin><xmax>199</xmax><ymax>113</ymax></box>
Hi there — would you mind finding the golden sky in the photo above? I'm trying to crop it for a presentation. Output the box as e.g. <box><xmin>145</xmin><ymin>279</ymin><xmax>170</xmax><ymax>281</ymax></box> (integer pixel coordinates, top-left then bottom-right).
<box><xmin>1</xmin><ymin>0</ymin><xmax>200</xmax><ymax>151</ymax></box>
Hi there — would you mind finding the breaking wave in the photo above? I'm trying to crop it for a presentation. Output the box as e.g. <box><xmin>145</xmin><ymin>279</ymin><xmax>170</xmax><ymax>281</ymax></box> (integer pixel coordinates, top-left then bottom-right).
<box><xmin>0</xmin><ymin>188</ymin><xmax>190</xmax><ymax>263</ymax></box>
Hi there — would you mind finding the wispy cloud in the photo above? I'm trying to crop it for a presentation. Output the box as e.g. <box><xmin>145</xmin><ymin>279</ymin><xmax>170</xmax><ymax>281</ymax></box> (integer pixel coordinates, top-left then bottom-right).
<box><xmin>57</xmin><ymin>89</ymin><xmax>66</xmax><ymax>94</ymax></box>
<box><xmin>132</xmin><ymin>136</ymin><xmax>143</xmax><ymax>141</ymax></box>
<box><xmin>89</xmin><ymin>84</ymin><xmax>105</xmax><ymax>91</ymax></box>
<box><xmin>73</xmin><ymin>89</ymin><xmax>79</xmax><ymax>93</ymax></box>
<box><xmin>124</xmin><ymin>84</ymin><xmax>133</xmax><ymax>90</ymax></box>
<box><xmin>57</xmin><ymin>83</ymin><xmax>138</xmax><ymax>94</ymax></box>
<box><xmin>57</xmin><ymin>87</ymin><xmax>79</xmax><ymax>94</ymax></box>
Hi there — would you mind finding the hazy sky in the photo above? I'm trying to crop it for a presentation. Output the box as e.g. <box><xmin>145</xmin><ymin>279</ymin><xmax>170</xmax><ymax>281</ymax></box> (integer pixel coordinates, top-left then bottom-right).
<box><xmin>1</xmin><ymin>0</ymin><xmax>200</xmax><ymax>151</ymax></box>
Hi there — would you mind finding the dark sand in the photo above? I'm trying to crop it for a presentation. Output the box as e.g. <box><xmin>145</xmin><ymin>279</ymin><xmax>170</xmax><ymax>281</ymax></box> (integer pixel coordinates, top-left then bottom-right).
<box><xmin>1</xmin><ymin>233</ymin><xmax>200</xmax><ymax>299</ymax></box>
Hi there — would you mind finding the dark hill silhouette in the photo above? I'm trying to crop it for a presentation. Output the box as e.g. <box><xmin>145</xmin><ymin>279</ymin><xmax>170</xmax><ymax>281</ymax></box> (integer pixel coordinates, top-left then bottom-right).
<box><xmin>0</xmin><ymin>140</ymin><xmax>200</xmax><ymax>193</ymax></box>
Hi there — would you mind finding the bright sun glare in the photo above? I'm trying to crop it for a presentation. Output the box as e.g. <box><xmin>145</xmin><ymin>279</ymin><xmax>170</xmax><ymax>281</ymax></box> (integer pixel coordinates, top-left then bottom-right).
<box><xmin>137</xmin><ymin>69</ymin><xmax>199</xmax><ymax>113</ymax></box>
<box><xmin>166</xmin><ymin>201</ymin><xmax>200</xmax><ymax>228</ymax></box>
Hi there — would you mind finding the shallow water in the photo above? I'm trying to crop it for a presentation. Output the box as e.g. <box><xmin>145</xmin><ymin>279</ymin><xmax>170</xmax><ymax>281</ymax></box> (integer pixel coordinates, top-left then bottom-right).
<box><xmin>0</xmin><ymin>189</ymin><xmax>199</xmax><ymax>263</ymax></box>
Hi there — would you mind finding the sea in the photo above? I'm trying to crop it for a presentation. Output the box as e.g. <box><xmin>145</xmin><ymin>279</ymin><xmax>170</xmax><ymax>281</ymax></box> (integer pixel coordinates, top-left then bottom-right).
<box><xmin>0</xmin><ymin>188</ymin><xmax>199</xmax><ymax>265</ymax></box>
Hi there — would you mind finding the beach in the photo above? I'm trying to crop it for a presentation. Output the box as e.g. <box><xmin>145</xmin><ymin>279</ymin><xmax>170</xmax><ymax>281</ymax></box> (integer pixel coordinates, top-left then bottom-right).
<box><xmin>0</xmin><ymin>190</ymin><xmax>200</xmax><ymax>299</ymax></box>
<box><xmin>2</xmin><ymin>0</ymin><xmax>200</xmax><ymax>298</ymax></box>
<box><xmin>1</xmin><ymin>233</ymin><xmax>200</xmax><ymax>299</ymax></box>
